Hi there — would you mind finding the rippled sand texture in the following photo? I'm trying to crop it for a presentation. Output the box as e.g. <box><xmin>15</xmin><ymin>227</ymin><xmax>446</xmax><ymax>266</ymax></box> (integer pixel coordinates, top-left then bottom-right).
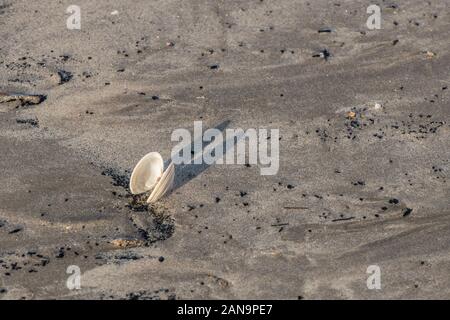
<box><xmin>0</xmin><ymin>0</ymin><xmax>449</xmax><ymax>299</ymax></box>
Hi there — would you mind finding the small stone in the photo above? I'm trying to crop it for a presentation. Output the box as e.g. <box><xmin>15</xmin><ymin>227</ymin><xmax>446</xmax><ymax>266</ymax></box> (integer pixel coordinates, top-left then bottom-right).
<box><xmin>57</xmin><ymin>70</ymin><xmax>73</xmax><ymax>85</ymax></box>
<box><xmin>402</xmin><ymin>208</ymin><xmax>413</xmax><ymax>217</ymax></box>
<box><xmin>318</xmin><ymin>27</ymin><xmax>333</xmax><ymax>33</ymax></box>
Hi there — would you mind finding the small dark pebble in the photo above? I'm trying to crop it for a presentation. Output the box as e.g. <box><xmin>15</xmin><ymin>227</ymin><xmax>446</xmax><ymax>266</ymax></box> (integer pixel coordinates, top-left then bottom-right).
<box><xmin>402</xmin><ymin>208</ymin><xmax>413</xmax><ymax>217</ymax></box>
<box><xmin>60</xmin><ymin>55</ymin><xmax>70</xmax><ymax>62</ymax></box>
<box><xmin>9</xmin><ymin>228</ymin><xmax>22</xmax><ymax>234</ymax></box>
<box><xmin>389</xmin><ymin>198</ymin><xmax>400</xmax><ymax>204</ymax></box>
<box><xmin>318</xmin><ymin>27</ymin><xmax>333</xmax><ymax>33</ymax></box>
<box><xmin>56</xmin><ymin>248</ymin><xmax>65</xmax><ymax>258</ymax></box>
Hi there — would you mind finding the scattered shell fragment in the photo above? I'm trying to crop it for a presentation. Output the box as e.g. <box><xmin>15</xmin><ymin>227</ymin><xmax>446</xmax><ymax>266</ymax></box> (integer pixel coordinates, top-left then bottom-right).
<box><xmin>129</xmin><ymin>152</ymin><xmax>175</xmax><ymax>203</ymax></box>
<box><xmin>110</xmin><ymin>239</ymin><xmax>145</xmax><ymax>248</ymax></box>
<box><xmin>374</xmin><ymin>102</ymin><xmax>382</xmax><ymax>110</ymax></box>
<box><xmin>346</xmin><ymin>111</ymin><xmax>356</xmax><ymax>119</ymax></box>
<box><xmin>425</xmin><ymin>51</ymin><xmax>436</xmax><ymax>59</ymax></box>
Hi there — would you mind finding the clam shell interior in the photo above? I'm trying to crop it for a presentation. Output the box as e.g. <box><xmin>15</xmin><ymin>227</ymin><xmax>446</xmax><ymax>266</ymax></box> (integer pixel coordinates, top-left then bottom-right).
<box><xmin>129</xmin><ymin>152</ymin><xmax>164</xmax><ymax>195</ymax></box>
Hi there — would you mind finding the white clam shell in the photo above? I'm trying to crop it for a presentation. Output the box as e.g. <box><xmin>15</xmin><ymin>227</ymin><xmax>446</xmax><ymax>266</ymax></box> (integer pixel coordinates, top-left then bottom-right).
<box><xmin>129</xmin><ymin>152</ymin><xmax>164</xmax><ymax>194</ymax></box>
<box><xmin>129</xmin><ymin>152</ymin><xmax>174</xmax><ymax>203</ymax></box>
<box><xmin>147</xmin><ymin>162</ymin><xmax>175</xmax><ymax>204</ymax></box>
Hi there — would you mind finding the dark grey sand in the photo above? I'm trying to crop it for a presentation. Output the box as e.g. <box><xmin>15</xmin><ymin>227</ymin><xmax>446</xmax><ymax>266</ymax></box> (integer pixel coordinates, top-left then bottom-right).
<box><xmin>0</xmin><ymin>0</ymin><xmax>449</xmax><ymax>299</ymax></box>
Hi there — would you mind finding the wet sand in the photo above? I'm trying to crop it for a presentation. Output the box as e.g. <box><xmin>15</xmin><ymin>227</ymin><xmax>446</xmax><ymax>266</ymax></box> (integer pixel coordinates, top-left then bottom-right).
<box><xmin>0</xmin><ymin>0</ymin><xmax>449</xmax><ymax>299</ymax></box>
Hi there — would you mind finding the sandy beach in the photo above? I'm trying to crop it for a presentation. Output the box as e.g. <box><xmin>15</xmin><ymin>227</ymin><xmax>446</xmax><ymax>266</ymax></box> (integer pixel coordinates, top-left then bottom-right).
<box><xmin>0</xmin><ymin>0</ymin><xmax>449</xmax><ymax>299</ymax></box>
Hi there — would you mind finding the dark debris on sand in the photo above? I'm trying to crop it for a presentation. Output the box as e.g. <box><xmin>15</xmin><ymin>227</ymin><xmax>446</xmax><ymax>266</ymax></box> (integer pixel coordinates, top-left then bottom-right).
<box><xmin>16</xmin><ymin>118</ymin><xmax>39</xmax><ymax>127</ymax></box>
<box><xmin>101</xmin><ymin>167</ymin><xmax>130</xmax><ymax>189</ymax></box>
<box><xmin>57</xmin><ymin>70</ymin><xmax>73</xmax><ymax>85</ymax></box>
<box><xmin>312</xmin><ymin>49</ymin><xmax>331</xmax><ymax>60</ymax></box>
<box><xmin>0</xmin><ymin>93</ymin><xmax>46</xmax><ymax>107</ymax></box>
